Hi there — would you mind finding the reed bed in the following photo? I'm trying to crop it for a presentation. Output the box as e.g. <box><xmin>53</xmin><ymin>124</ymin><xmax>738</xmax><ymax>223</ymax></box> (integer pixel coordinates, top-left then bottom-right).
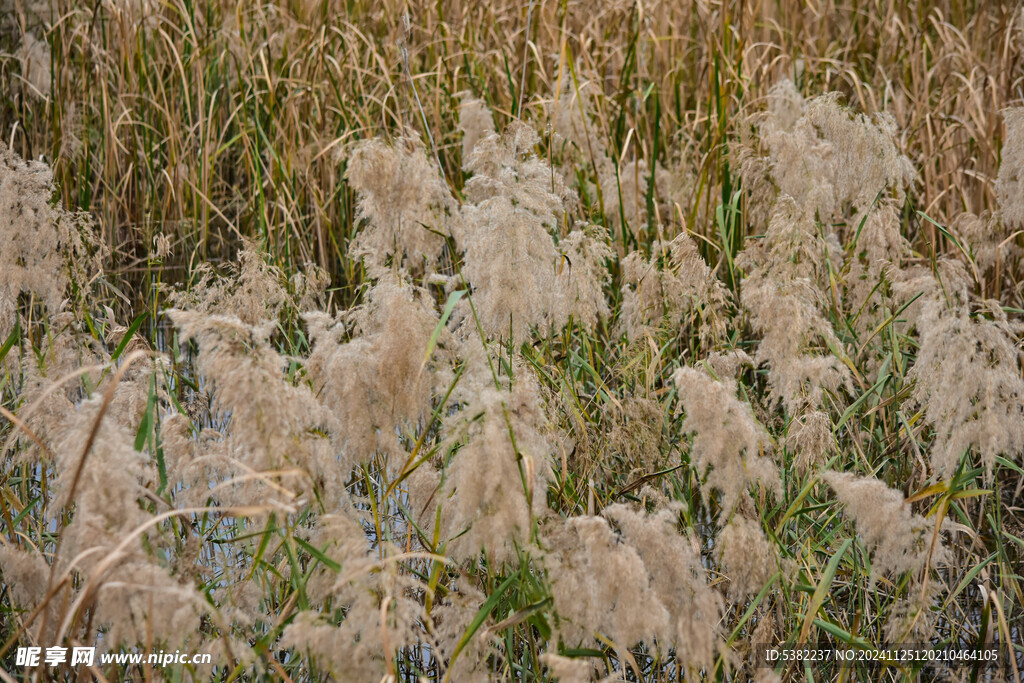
<box><xmin>1</xmin><ymin>0</ymin><xmax>1023</xmax><ymax>680</ymax></box>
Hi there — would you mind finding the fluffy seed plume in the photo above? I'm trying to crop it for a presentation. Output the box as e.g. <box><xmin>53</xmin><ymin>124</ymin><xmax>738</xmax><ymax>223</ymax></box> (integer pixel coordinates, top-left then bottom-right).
<box><xmin>822</xmin><ymin>471</ymin><xmax>947</xmax><ymax>580</ymax></box>
<box><xmin>545</xmin><ymin>504</ymin><xmax>723</xmax><ymax>672</ymax></box>
<box><xmin>554</xmin><ymin>224</ymin><xmax>613</xmax><ymax>330</ymax></box>
<box><xmin>458</xmin><ymin>95</ymin><xmax>496</xmax><ymax>161</ymax></box>
<box><xmin>716</xmin><ymin>515</ymin><xmax>777</xmax><ymax>600</ymax></box>
<box><xmin>347</xmin><ymin>136</ymin><xmax>452</xmax><ymax>271</ymax></box>
<box><xmin>459</xmin><ymin>122</ymin><xmax>572</xmax><ymax>343</ymax></box>
<box><xmin>442</xmin><ymin>373</ymin><xmax>552</xmax><ymax>564</ymax></box>
<box><xmin>303</xmin><ymin>276</ymin><xmax>442</xmax><ymax>473</ymax></box>
<box><xmin>673</xmin><ymin>356</ymin><xmax>781</xmax><ymax>514</ymax></box>
<box><xmin>996</xmin><ymin>107</ymin><xmax>1024</xmax><ymax>228</ymax></box>
<box><xmin>619</xmin><ymin>232</ymin><xmax>728</xmax><ymax>343</ymax></box>
<box><xmin>737</xmin><ymin>196</ymin><xmax>850</xmax><ymax>415</ymax></box>
<box><xmin>907</xmin><ymin>292</ymin><xmax>1024</xmax><ymax>479</ymax></box>
<box><xmin>760</xmin><ymin>85</ymin><xmax>912</xmax><ymax>219</ymax></box>
<box><xmin>0</xmin><ymin>142</ymin><xmax>102</xmax><ymax>339</ymax></box>
<box><xmin>167</xmin><ymin>238</ymin><xmax>326</xmax><ymax>325</ymax></box>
